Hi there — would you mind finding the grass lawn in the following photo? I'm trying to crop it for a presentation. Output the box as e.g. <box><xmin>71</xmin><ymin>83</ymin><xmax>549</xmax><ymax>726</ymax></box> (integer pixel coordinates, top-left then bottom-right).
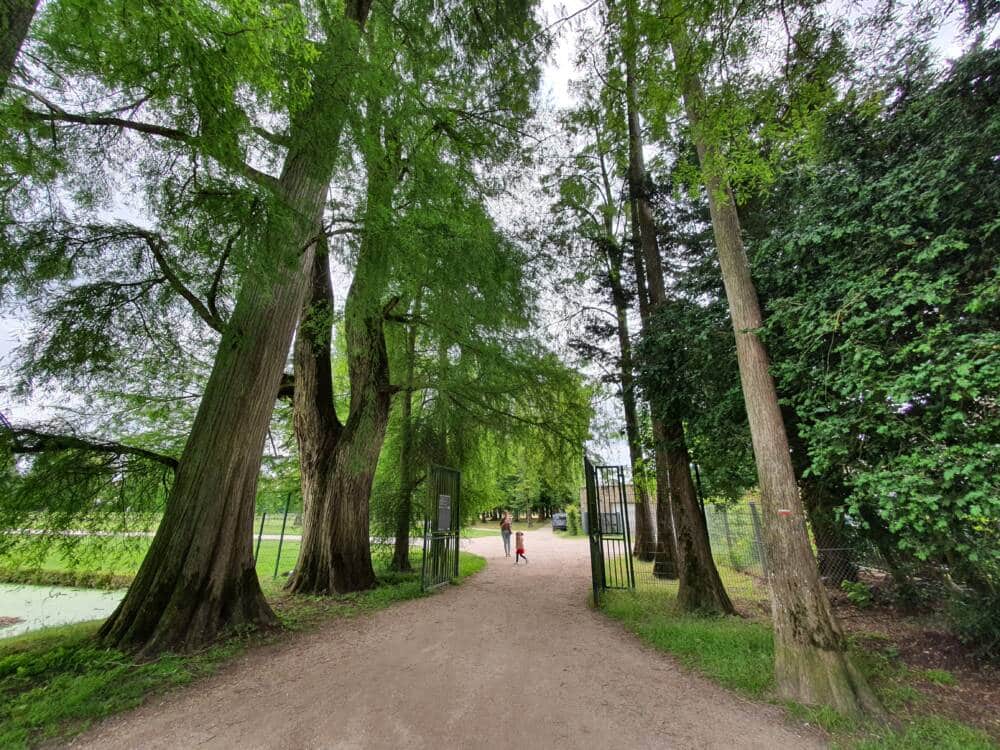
<box><xmin>0</xmin><ymin>547</ymin><xmax>485</xmax><ymax>749</ymax></box>
<box><xmin>0</xmin><ymin>537</ymin><xmax>302</xmax><ymax>589</ymax></box>
<box><xmin>601</xmin><ymin>589</ymin><xmax>997</xmax><ymax>749</ymax></box>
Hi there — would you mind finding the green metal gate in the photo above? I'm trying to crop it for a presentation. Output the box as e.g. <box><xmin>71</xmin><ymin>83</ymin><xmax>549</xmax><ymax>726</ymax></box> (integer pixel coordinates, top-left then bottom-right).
<box><xmin>421</xmin><ymin>464</ymin><xmax>461</xmax><ymax>591</ymax></box>
<box><xmin>584</xmin><ymin>457</ymin><xmax>635</xmax><ymax>604</ymax></box>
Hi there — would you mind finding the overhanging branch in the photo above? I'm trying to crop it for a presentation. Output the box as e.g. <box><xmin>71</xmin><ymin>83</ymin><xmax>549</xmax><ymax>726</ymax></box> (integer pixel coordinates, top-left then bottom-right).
<box><xmin>8</xmin><ymin>428</ymin><xmax>179</xmax><ymax>470</ymax></box>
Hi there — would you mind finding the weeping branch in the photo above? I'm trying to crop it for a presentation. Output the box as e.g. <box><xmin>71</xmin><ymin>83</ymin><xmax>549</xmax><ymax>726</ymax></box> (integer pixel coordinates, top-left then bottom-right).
<box><xmin>19</xmin><ymin>97</ymin><xmax>279</xmax><ymax>192</ymax></box>
<box><xmin>138</xmin><ymin>230</ymin><xmax>225</xmax><ymax>333</ymax></box>
<box><xmin>8</xmin><ymin>427</ymin><xmax>179</xmax><ymax>470</ymax></box>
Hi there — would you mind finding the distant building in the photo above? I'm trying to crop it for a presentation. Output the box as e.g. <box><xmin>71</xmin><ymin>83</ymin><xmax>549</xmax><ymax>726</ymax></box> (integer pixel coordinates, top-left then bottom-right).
<box><xmin>579</xmin><ymin>483</ymin><xmax>656</xmax><ymax>537</ymax></box>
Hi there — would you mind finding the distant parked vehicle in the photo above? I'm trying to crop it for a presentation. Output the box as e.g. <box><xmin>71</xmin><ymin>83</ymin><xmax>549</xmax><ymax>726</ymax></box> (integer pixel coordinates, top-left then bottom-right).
<box><xmin>551</xmin><ymin>512</ymin><xmax>568</xmax><ymax>531</ymax></box>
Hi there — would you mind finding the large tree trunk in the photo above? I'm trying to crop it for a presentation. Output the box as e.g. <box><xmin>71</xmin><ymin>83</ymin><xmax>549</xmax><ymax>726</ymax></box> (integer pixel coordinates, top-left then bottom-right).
<box><xmin>391</xmin><ymin>298</ymin><xmax>421</xmax><ymax>572</ymax></box>
<box><xmin>287</xmin><ymin>149</ymin><xmax>397</xmax><ymax>594</ymax></box>
<box><xmin>285</xmin><ymin>240</ymin><xmax>345</xmax><ymax>592</ymax></box>
<box><xmin>99</xmin><ymin>7</ymin><xmax>372</xmax><ymax>654</ymax></box>
<box><xmin>671</xmin><ymin>30</ymin><xmax>881</xmax><ymax>715</ymax></box>
<box><xmin>630</xmin><ymin>201</ymin><xmax>678</xmax><ymax>579</ymax></box>
<box><xmin>624</xmin><ymin>27</ymin><xmax>731</xmax><ymax>612</ymax></box>
<box><xmin>0</xmin><ymin>0</ymin><xmax>37</xmax><ymax>96</ymax></box>
<box><xmin>286</xmin><ymin>285</ymin><xmax>391</xmax><ymax>593</ymax></box>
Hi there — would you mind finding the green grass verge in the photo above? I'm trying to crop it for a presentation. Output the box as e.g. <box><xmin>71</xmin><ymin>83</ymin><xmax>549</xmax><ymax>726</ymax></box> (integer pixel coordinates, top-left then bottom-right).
<box><xmin>0</xmin><ymin>537</ymin><xmax>302</xmax><ymax>590</ymax></box>
<box><xmin>462</xmin><ymin>527</ymin><xmax>499</xmax><ymax>538</ymax></box>
<box><xmin>0</xmin><ymin>550</ymin><xmax>485</xmax><ymax>748</ymax></box>
<box><xmin>601</xmin><ymin>589</ymin><xmax>997</xmax><ymax>750</ymax></box>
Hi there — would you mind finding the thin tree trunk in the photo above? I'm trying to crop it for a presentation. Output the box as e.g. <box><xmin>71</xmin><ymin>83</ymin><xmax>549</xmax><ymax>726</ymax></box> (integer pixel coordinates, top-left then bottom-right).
<box><xmin>624</xmin><ymin>23</ymin><xmax>731</xmax><ymax>612</ymax></box>
<box><xmin>99</xmin><ymin>6</ymin><xmax>372</xmax><ymax>653</ymax></box>
<box><xmin>671</xmin><ymin>28</ymin><xmax>880</xmax><ymax>714</ymax></box>
<box><xmin>596</xmin><ymin>146</ymin><xmax>655</xmax><ymax>562</ymax></box>
<box><xmin>391</xmin><ymin>295</ymin><xmax>422</xmax><ymax>572</ymax></box>
<box><xmin>0</xmin><ymin>0</ymin><xmax>37</xmax><ymax>96</ymax></box>
<box><xmin>630</xmin><ymin>201</ymin><xmax>678</xmax><ymax>579</ymax></box>
<box><xmin>785</xmin><ymin>411</ymin><xmax>858</xmax><ymax>586</ymax></box>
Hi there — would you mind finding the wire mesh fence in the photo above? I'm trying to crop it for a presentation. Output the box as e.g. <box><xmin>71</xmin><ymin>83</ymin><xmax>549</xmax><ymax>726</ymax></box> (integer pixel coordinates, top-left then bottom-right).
<box><xmin>627</xmin><ymin>502</ymin><xmax>889</xmax><ymax>612</ymax></box>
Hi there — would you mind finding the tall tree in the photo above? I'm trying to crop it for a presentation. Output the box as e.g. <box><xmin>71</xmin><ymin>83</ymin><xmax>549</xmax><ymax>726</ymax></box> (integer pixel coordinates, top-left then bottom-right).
<box><xmin>657</xmin><ymin>4</ymin><xmax>881</xmax><ymax>713</ymax></box>
<box><xmin>287</xmin><ymin>1</ymin><xmax>544</xmax><ymax>592</ymax></box>
<box><xmin>619</xmin><ymin>0</ymin><xmax>733</xmax><ymax>613</ymax></box>
<box><xmin>0</xmin><ymin>0</ymin><xmax>377</xmax><ymax>652</ymax></box>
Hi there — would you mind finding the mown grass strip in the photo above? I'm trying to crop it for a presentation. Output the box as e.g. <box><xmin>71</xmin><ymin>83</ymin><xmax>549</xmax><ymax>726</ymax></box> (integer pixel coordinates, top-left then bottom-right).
<box><xmin>600</xmin><ymin>589</ymin><xmax>997</xmax><ymax>750</ymax></box>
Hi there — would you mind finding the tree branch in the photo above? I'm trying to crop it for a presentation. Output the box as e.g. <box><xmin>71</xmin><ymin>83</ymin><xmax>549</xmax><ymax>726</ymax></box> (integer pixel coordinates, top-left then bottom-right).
<box><xmin>9</xmin><ymin>428</ymin><xmax>179</xmax><ymax>470</ymax></box>
<box><xmin>252</xmin><ymin>125</ymin><xmax>290</xmax><ymax>147</ymax></box>
<box><xmin>207</xmin><ymin>228</ymin><xmax>240</xmax><ymax>321</ymax></box>
<box><xmin>138</xmin><ymin>229</ymin><xmax>225</xmax><ymax>333</ymax></box>
<box><xmin>21</xmin><ymin>104</ymin><xmax>279</xmax><ymax>192</ymax></box>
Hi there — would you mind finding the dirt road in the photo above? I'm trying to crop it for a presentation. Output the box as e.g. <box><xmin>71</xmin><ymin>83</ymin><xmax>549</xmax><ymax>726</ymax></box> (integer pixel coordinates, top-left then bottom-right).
<box><xmin>71</xmin><ymin>529</ymin><xmax>823</xmax><ymax>749</ymax></box>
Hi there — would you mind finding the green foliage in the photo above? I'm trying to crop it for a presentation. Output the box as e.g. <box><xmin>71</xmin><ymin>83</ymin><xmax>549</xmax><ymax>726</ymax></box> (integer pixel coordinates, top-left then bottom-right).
<box><xmin>854</xmin><ymin>717</ymin><xmax>997</xmax><ymax>750</ymax></box>
<box><xmin>566</xmin><ymin>504</ymin><xmax>581</xmax><ymax>536</ymax></box>
<box><xmin>755</xmin><ymin>48</ymin><xmax>1000</xmax><ymax>599</ymax></box>
<box><xmin>921</xmin><ymin>669</ymin><xmax>957</xmax><ymax>687</ymax></box>
<box><xmin>946</xmin><ymin>585</ymin><xmax>1000</xmax><ymax>661</ymax></box>
<box><xmin>841</xmin><ymin>581</ymin><xmax>874</xmax><ymax>609</ymax></box>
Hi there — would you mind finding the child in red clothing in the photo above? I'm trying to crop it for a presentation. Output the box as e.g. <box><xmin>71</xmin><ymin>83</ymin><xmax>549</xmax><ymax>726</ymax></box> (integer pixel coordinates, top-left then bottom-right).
<box><xmin>514</xmin><ymin>531</ymin><xmax>528</xmax><ymax>564</ymax></box>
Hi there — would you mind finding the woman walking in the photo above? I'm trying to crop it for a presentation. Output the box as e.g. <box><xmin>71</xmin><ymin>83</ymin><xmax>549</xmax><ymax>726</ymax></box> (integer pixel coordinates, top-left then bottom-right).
<box><xmin>500</xmin><ymin>511</ymin><xmax>512</xmax><ymax>557</ymax></box>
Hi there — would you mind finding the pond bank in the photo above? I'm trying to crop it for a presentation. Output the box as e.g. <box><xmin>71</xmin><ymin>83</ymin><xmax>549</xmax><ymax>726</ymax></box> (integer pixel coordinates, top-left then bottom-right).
<box><xmin>0</xmin><ymin>583</ymin><xmax>124</xmax><ymax>639</ymax></box>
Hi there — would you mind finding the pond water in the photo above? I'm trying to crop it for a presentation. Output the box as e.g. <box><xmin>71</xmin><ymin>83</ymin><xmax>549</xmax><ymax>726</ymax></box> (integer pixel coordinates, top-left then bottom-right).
<box><xmin>0</xmin><ymin>583</ymin><xmax>124</xmax><ymax>639</ymax></box>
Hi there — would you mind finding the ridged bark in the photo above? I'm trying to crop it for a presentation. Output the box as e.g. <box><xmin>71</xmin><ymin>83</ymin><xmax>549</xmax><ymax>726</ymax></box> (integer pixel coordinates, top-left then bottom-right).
<box><xmin>671</xmin><ymin>26</ymin><xmax>881</xmax><ymax>715</ymax></box>
<box><xmin>99</xmin><ymin>6</ymin><xmax>372</xmax><ymax>654</ymax></box>
<box><xmin>1</xmin><ymin>0</ymin><xmax>37</xmax><ymax>96</ymax></box>
<box><xmin>287</xmin><ymin>132</ymin><xmax>398</xmax><ymax>594</ymax></box>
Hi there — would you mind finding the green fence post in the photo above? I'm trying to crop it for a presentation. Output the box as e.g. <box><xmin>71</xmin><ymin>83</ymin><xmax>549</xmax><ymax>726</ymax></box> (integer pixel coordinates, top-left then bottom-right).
<box><xmin>273</xmin><ymin>492</ymin><xmax>291</xmax><ymax>579</ymax></box>
<box><xmin>254</xmin><ymin>511</ymin><xmax>267</xmax><ymax>564</ymax></box>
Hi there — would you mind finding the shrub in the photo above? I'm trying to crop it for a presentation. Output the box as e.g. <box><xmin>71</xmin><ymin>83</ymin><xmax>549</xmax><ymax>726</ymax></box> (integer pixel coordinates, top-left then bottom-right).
<box><xmin>841</xmin><ymin>580</ymin><xmax>874</xmax><ymax>609</ymax></box>
<box><xmin>947</xmin><ymin>583</ymin><xmax>1000</xmax><ymax>661</ymax></box>
<box><xmin>566</xmin><ymin>504</ymin><xmax>581</xmax><ymax>536</ymax></box>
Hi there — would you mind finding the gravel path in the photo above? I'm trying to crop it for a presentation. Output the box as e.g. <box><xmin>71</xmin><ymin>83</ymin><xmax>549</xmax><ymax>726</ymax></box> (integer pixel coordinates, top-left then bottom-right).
<box><xmin>71</xmin><ymin>528</ymin><xmax>823</xmax><ymax>749</ymax></box>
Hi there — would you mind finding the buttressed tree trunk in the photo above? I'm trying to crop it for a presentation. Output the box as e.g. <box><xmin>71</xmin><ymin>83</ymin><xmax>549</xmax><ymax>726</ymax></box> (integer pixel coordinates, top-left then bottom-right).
<box><xmin>1</xmin><ymin>0</ymin><xmax>38</xmax><ymax>96</ymax></box>
<box><xmin>670</xmin><ymin>26</ymin><xmax>881</xmax><ymax>715</ymax></box>
<box><xmin>624</xmin><ymin>20</ymin><xmax>732</xmax><ymax>612</ymax></box>
<box><xmin>99</xmin><ymin>3</ymin><xmax>374</xmax><ymax>654</ymax></box>
<box><xmin>287</xmin><ymin>141</ymin><xmax>398</xmax><ymax>594</ymax></box>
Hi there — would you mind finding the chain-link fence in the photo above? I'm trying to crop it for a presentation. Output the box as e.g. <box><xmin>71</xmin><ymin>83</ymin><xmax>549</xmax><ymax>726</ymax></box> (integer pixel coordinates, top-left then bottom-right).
<box><xmin>629</xmin><ymin>502</ymin><xmax>888</xmax><ymax>612</ymax></box>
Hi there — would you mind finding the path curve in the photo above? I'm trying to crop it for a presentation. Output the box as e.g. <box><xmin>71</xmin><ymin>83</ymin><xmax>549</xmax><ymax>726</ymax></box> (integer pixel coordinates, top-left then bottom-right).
<box><xmin>70</xmin><ymin>529</ymin><xmax>823</xmax><ymax>749</ymax></box>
